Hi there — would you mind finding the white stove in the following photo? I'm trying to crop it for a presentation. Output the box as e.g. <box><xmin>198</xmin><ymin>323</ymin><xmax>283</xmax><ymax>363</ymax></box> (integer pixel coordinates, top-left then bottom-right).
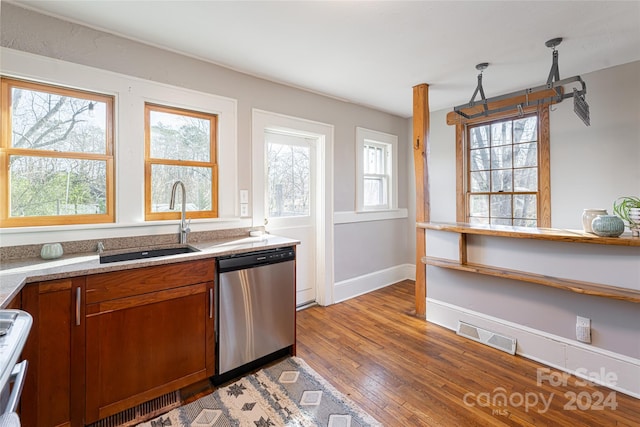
<box><xmin>0</xmin><ymin>310</ymin><xmax>32</xmax><ymax>426</ymax></box>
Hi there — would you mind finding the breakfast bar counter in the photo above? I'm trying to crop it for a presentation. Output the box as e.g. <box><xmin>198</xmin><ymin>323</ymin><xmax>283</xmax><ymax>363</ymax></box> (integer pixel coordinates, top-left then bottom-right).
<box><xmin>417</xmin><ymin>221</ymin><xmax>640</xmax><ymax>303</ymax></box>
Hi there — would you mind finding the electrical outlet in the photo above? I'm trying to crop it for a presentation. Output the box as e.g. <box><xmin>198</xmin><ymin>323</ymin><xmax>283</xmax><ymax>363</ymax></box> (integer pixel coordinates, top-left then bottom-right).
<box><xmin>576</xmin><ymin>316</ymin><xmax>591</xmax><ymax>343</ymax></box>
<box><xmin>240</xmin><ymin>203</ymin><xmax>249</xmax><ymax>217</ymax></box>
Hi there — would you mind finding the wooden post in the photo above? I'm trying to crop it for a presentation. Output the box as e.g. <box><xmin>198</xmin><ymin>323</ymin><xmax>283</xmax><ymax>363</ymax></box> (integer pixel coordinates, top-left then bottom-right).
<box><xmin>413</xmin><ymin>84</ymin><xmax>429</xmax><ymax>318</ymax></box>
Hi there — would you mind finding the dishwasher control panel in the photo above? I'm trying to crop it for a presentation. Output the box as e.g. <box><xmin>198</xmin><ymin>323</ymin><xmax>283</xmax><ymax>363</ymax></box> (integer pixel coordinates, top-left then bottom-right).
<box><xmin>217</xmin><ymin>246</ymin><xmax>295</xmax><ymax>272</ymax></box>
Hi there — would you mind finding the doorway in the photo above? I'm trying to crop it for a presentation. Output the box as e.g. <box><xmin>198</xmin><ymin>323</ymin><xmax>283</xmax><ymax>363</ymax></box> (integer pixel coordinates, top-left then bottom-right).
<box><xmin>251</xmin><ymin>109</ymin><xmax>334</xmax><ymax>306</ymax></box>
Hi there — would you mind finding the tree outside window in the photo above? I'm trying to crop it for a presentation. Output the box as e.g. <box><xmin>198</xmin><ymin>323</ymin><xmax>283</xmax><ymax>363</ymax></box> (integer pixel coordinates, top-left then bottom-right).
<box><xmin>462</xmin><ymin>108</ymin><xmax>550</xmax><ymax>227</ymax></box>
<box><xmin>266</xmin><ymin>133</ymin><xmax>311</xmax><ymax>218</ymax></box>
<box><xmin>144</xmin><ymin>103</ymin><xmax>218</xmax><ymax>220</ymax></box>
<box><xmin>0</xmin><ymin>78</ymin><xmax>114</xmax><ymax>227</ymax></box>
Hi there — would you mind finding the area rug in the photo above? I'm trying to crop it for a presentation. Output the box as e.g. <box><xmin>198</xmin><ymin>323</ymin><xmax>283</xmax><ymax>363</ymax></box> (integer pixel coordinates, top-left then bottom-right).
<box><xmin>138</xmin><ymin>357</ymin><xmax>381</xmax><ymax>427</ymax></box>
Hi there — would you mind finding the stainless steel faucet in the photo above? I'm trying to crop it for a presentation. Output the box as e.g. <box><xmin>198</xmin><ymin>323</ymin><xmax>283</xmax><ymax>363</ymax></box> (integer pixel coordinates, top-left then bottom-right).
<box><xmin>169</xmin><ymin>180</ymin><xmax>191</xmax><ymax>244</ymax></box>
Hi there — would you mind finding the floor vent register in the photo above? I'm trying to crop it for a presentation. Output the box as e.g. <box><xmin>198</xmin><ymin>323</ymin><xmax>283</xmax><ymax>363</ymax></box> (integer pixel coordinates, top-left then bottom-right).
<box><xmin>86</xmin><ymin>391</ymin><xmax>180</xmax><ymax>427</ymax></box>
<box><xmin>456</xmin><ymin>321</ymin><xmax>517</xmax><ymax>355</ymax></box>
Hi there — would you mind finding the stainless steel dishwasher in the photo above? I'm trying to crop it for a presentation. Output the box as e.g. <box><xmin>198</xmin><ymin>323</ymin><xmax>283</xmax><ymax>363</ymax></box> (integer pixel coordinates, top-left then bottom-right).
<box><xmin>215</xmin><ymin>246</ymin><xmax>295</xmax><ymax>383</ymax></box>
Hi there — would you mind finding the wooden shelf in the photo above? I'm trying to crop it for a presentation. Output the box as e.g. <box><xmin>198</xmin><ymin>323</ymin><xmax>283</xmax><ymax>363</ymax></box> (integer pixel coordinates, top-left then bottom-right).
<box><xmin>423</xmin><ymin>256</ymin><xmax>640</xmax><ymax>304</ymax></box>
<box><xmin>417</xmin><ymin>221</ymin><xmax>640</xmax><ymax>247</ymax></box>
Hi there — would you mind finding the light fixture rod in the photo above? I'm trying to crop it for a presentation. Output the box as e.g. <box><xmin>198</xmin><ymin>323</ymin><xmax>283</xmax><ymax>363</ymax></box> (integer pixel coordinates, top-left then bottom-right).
<box><xmin>467</xmin><ymin>63</ymin><xmax>489</xmax><ymax>113</ymax></box>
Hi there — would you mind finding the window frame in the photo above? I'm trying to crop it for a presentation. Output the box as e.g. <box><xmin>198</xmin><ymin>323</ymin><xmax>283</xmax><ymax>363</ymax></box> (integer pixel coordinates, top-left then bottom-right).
<box><xmin>0</xmin><ymin>77</ymin><xmax>115</xmax><ymax>228</ymax></box>
<box><xmin>144</xmin><ymin>102</ymin><xmax>218</xmax><ymax>221</ymax></box>
<box><xmin>355</xmin><ymin>127</ymin><xmax>398</xmax><ymax>212</ymax></box>
<box><xmin>456</xmin><ymin>105</ymin><xmax>550</xmax><ymax>227</ymax></box>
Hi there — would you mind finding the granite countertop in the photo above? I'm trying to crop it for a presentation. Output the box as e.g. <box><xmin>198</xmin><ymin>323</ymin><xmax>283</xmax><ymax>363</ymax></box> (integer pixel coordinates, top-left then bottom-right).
<box><xmin>0</xmin><ymin>234</ymin><xmax>299</xmax><ymax>308</ymax></box>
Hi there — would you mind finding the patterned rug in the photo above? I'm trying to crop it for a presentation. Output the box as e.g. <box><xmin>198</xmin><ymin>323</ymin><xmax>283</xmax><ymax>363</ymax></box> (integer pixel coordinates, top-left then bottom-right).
<box><xmin>138</xmin><ymin>357</ymin><xmax>381</xmax><ymax>427</ymax></box>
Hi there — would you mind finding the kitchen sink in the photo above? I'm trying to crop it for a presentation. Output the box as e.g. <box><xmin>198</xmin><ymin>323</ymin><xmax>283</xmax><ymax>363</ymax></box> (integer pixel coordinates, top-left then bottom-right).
<box><xmin>99</xmin><ymin>245</ymin><xmax>200</xmax><ymax>264</ymax></box>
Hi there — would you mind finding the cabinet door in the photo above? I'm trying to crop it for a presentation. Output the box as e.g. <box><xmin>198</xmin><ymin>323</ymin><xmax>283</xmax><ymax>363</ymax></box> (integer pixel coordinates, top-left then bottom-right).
<box><xmin>21</xmin><ymin>278</ymin><xmax>86</xmax><ymax>427</ymax></box>
<box><xmin>85</xmin><ymin>282</ymin><xmax>214</xmax><ymax>424</ymax></box>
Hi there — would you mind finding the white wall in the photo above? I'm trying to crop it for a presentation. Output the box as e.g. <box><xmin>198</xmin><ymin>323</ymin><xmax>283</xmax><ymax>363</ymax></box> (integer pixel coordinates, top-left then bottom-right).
<box><xmin>0</xmin><ymin>4</ymin><xmax>413</xmax><ymax>295</ymax></box>
<box><xmin>550</xmin><ymin>61</ymin><xmax>640</xmax><ymax>227</ymax></box>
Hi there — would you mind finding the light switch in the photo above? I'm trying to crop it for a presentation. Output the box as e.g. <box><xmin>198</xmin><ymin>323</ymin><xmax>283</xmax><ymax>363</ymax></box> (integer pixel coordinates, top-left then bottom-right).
<box><xmin>240</xmin><ymin>189</ymin><xmax>249</xmax><ymax>204</ymax></box>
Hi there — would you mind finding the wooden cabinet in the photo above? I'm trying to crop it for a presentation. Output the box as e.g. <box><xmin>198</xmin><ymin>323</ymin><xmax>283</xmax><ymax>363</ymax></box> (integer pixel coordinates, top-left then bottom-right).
<box><xmin>5</xmin><ymin>293</ymin><xmax>21</xmax><ymax>309</ymax></box>
<box><xmin>84</xmin><ymin>260</ymin><xmax>215</xmax><ymax>424</ymax></box>
<box><xmin>19</xmin><ymin>258</ymin><xmax>215</xmax><ymax>426</ymax></box>
<box><xmin>21</xmin><ymin>277</ymin><xmax>86</xmax><ymax>427</ymax></box>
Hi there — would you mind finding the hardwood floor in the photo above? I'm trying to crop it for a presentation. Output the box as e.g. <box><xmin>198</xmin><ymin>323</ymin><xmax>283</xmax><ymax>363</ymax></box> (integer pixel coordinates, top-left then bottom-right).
<box><xmin>296</xmin><ymin>280</ymin><xmax>640</xmax><ymax>426</ymax></box>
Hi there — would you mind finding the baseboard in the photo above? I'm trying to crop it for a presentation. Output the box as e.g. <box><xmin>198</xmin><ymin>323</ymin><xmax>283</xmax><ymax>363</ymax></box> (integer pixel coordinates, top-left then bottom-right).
<box><xmin>426</xmin><ymin>298</ymin><xmax>640</xmax><ymax>399</ymax></box>
<box><xmin>334</xmin><ymin>263</ymin><xmax>415</xmax><ymax>303</ymax></box>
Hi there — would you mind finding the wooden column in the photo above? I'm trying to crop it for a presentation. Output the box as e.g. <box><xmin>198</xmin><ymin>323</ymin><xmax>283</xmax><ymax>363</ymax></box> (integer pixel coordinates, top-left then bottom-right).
<box><xmin>413</xmin><ymin>84</ymin><xmax>429</xmax><ymax>318</ymax></box>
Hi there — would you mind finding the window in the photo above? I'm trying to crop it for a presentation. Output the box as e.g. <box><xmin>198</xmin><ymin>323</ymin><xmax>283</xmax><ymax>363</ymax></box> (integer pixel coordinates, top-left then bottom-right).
<box><xmin>0</xmin><ymin>78</ymin><xmax>115</xmax><ymax>227</ymax></box>
<box><xmin>144</xmin><ymin>103</ymin><xmax>218</xmax><ymax>220</ymax></box>
<box><xmin>356</xmin><ymin>127</ymin><xmax>397</xmax><ymax>211</ymax></box>
<box><xmin>457</xmin><ymin>107</ymin><xmax>550</xmax><ymax>227</ymax></box>
<box><xmin>266</xmin><ymin>130</ymin><xmax>312</xmax><ymax>218</ymax></box>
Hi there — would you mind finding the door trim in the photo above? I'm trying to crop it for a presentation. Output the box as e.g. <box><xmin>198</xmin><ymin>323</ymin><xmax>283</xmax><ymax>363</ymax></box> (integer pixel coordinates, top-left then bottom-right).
<box><xmin>251</xmin><ymin>109</ymin><xmax>334</xmax><ymax>306</ymax></box>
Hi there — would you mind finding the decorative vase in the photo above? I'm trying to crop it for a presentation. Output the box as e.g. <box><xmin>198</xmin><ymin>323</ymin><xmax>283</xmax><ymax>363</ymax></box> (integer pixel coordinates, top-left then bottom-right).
<box><xmin>582</xmin><ymin>209</ymin><xmax>608</xmax><ymax>233</ymax></box>
<box><xmin>41</xmin><ymin>243</ymin><xmax>64</xmax><ymax>259</ymax></box>
<box><xmin>591</xmin><ymin>215</ymin><xmax>625</xmax><ymax>237</ymax></box>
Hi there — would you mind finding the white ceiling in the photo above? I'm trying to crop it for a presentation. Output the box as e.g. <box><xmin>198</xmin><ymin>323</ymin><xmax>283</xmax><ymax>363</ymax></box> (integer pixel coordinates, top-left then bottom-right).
<box><xmin>9</xmin><ymin>1</ymin><xmax>640</xmax><ymax>118</ymax></box>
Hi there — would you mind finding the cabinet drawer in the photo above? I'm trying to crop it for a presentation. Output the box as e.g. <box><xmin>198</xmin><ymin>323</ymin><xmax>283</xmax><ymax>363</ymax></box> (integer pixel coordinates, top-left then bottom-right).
<box><xmin>86</xmin><ymin>259</ymin><xmax>214</xmax><ymax>304</ymax></box>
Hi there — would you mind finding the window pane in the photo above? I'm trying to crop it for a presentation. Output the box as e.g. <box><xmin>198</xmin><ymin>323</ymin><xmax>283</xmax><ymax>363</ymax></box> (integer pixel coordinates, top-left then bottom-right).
<box><xmin>268</xmin><ymin>142</ymin><xmax>310</xmax><ymax>217</ymax></box>
<box><xmin>513</xmin><ymin>117</ymin><xmax>537</xmax><ymax>143</ymax></box>
<box><xmin>514</xmin><ymin>219</ymin><xmax>537</xmax><ymax>227</ymax></box>
<box><xmin>491</xmin><ymin>121</ymin><xmax>512</xmax><ymax>146</ymax></box>
<box><xmin>150</xmin><ymin>165</ymin><xmax>212</xmax><ymax>212</ymax></box>
<box><xmin>491</xmin><ymin>217</ymin><xmax>513</xmax><ymax>226</ymax></box>
<box><xmin>364</xmin><ymin>176</ymin><xmax>388</xmax><ymax>207</ymax></box>
<box><xmin>9</xmin><ymin>156</ymin><xmax>106</xmax><ymax>217</ymax></box>
<box><xmin>491</xmin><ymin>145</ymin><xmax>512</xmax><ymax>169</ymax></box>
<box><xmin>11</xmin><ymin>87</ymin><xmax>107</xmax><ymax>153</ymax></box>
<box><xmin>470</xmin><ymin>125</ymin><xmax>489</xmax><ymax>149</ymax></box>
<box><xmin>149</xmin><ymin>110</ymin><xmax>211</xmax><ymax>162</ymax></box>
<box><xmin>490</xmin><ymin>194</ymin><xmax>512</xmax><ymax>218</ymax></box>
<box><xmin>514</xmin><ymin>194</ymin><xmax>537</xmax><ymax>219</ymax></box>
<box><xmin>470</xmin><ymin>171</ymin><xmax>490</xmax><ymax>192</ymax></box>
<box><xmin>466</xmin><ymin>113</ymin><xmax>541</xmax><ymax>228</ymax></box>
<box><xmin>491</xmin><ymin>169</ymin><xmax>513</xmax><ymax>192</ymax></box>
<box><xmin>470</xmin><ymin>148</ymin><xmax>490</xmax><ymax>171</ymax></box>
<box><xmin>514</xmin><ymin>168</ymin><xmax>537</xmax><ymax>191</ymax></box>
<box><xmin>469</xmin><ymin>194</ymin><xmax>489</xmax><ymax>217</ymax></box>
<box><xmin>513</xmin><ymin>142</ymin><xmax>537</xmax><ymax>168</ymax></box>
<box><xmin>364</xmin><ymin>144</ymin><xmax>385</xmax><ymax>174</ymax></box>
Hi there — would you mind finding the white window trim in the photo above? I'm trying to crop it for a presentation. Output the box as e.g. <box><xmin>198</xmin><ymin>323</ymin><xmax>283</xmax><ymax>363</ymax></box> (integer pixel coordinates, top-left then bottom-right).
<box><xmin>0</xmin><ymin>47</ymin><xmax>239</xmax><ymax>246</ymax></box>
<box><xmin>355</xmin><ymin>127</ymin><xmax>398</xmax><ymax>212</ymax></box>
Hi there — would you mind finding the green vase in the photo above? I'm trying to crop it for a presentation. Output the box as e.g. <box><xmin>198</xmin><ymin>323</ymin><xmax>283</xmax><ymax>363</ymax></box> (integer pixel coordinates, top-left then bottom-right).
<box><xmin>591</xmin><ymin>215</ymin><xmax>625</xmax><ymax>237</ymax></box>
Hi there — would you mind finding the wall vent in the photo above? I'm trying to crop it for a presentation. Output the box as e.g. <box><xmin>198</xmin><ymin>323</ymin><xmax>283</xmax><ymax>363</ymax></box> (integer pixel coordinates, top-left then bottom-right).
<box><xmin>86</xmin><ymin>390</ymin><xmax>180</xmax><ymax>427</ymax></box>
<box><xmin>457</xmin><ymin>321</ymin><xmax>517</xmax><ymax>355</ymax></box>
